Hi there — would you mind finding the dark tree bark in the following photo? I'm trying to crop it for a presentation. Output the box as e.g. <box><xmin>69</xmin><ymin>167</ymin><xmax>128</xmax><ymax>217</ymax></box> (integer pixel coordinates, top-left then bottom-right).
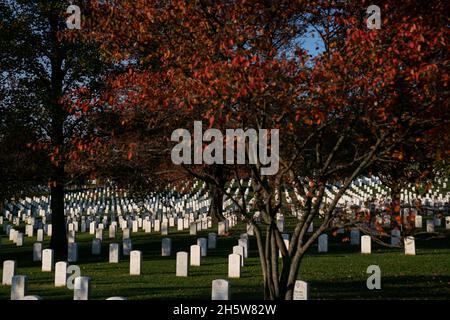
<box><xmin>50</xmin><ymin>171</ymin><xmax>67</xmax><ymax>259</ymax></box>
<box><xmin>47</xmin><ymin>9</ymin><xmax>67</xmax><ymax>258</ymax></box>
<box><xmin>207</xmin><ymin>165</ymin><xmax>226</xmax><ymax>223</ymax></box>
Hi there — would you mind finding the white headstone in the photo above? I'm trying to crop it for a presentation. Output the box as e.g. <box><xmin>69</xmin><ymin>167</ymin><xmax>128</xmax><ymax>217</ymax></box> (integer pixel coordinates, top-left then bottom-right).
<box><xmin>26</xmin><ymin>225</ymin><xmax>34</xmax><ymax>237</ymax></box>
<box><xmin>154</xmin><ymin>220</ymin><xmax>161</xmax><ymax>232</ymax></box>
<box><xmin>228</xmin><ymin>254</ymin><xmax>241</xmax><ymax>278</ymax></box>
<box><xmin>109</xmin><ymin>243</ymin><xmax>120</xmax><ymax>263</ymax></box>
<box><xmin>293</xmin><ymin>280</ymin><xmax>308</xmax><ymax>300</ymax></box>
<box><xmin>89</xmin><ymin>222</ymin><xmax>96</xmax><ymax>234</ymax></box>
<box><xmin>361</xmin><ymin>235</ymin><xmax>371</xmax><ymax>254</ymax></box>
<box><xmin>37</xmin><ymin>229</ymin><xmax>44</xmax><ymax>242</ymax></box>
<box><xmin>415</xmin><ymin>215</ymin><xmax>423</xmax><ymax>228</ymax></box>
<box><xmin>176</xmin><ymin>251</ymin><xmax>189</xmax><ymax>277</ymax></box>
<box><xmin>42</xmin><ymin>249</ymin><xmax>54</xmax><ymax>271</ymax></box>
<box><xmin>67</xmin><ymin>230</ymin><xmax>76</xmax><ymax>244</ymax></box>
<box><xmin>232</xmin><ymin>246</ymin><xmax>244</xmax><ymax>266</ymax></box>
<box><xmin>190</xmin><ymin>245</ymin><xmax>201</xmax><ymax>266</ymax></box>
<box><xmin>211</xmin><ymin>279</ymin><xmax>229</xmax><ymax>300</ymax></box>
<box><xmin>74</xmin><ymin>276</ymin><xmax>90</xmax><ymax>300</ymax></box>
<box><xmin>446</xmin><ymin>217</ymin><xmax>450</xmax><ymax>230</ymax></box>
<box><xmin>404</xmin><ymin>236</ymin><xmax>416</xmax><ymax>255</ymax></box>
<box><xmin>2</xmin><ymin>260</ymin><xmax>16</xmax><ymax>285</ymax></box>
<box><xmin>109</xmin><ymin>225</ymin><xmax>116</xmax><ymax>239</ymax></box>
<box><xmin>190</xmin><ymin>223</ymin><xmax>197</xmax><ymax>235</ymax></box>
<box><xmin>46</xmin><ymin>224</ymin><xmax>52</xmax><ymax>236</ymax></box>
<box><xmin>95</xmin><ymin>228</ymin><xmax>103</xmax><ymax>241</ymax></box>
<box><xmin>161</xmin><ymin>221</ymin><xmax>168</xmax><ymax>235</ymax></box>
<box><xmin>16</xmin><ymin>232</ymin><xmax>24</xmax><ymax>246</ymax></box>
<box><xmin>130</xmin><ymin>250</ymin><xmax>142</xmax><ymax>275</ymax></box>
<box><xmin>54</xmin><ymin>261</ymin><xmax>68</xmax><ymax>287</ymax></box>
<box><xmin>122</xmin><ymin>228</ymin><xmax>130</xmax><ymax>240</ymax></box>
<box><xmin>238</xmin><ymin>238</ymin><xmax>248</xmax><ymax>258</ymax></box>
<box><xmin>218</xmin><ymin>222</ymin><xmax>226</xmax><ymax>236</ymax></box>
<box><xmin>132</xmin><ymin>220</ymin><xmax>138</xmax><ymax>233</ymax></box>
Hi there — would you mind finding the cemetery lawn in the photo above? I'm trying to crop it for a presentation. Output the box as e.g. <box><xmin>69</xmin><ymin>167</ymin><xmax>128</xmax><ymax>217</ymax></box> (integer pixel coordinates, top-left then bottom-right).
<box><xmin>1</xmin><ymin>221</ymin><xmax>450</xmax><ymax>300</ymax></box>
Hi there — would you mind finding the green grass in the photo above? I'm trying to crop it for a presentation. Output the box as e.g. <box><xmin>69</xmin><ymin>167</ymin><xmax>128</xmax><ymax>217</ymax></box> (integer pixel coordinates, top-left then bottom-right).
<box><xmin>1</xmin><ymin>222</ymin><xmax>449</xmax><ymax>300</ymax></box>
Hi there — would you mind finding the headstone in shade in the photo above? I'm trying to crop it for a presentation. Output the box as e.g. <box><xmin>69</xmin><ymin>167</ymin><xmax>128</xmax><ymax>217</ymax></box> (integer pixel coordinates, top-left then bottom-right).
<box><xmin>73</xmin><ymin>277</ymin><xmax>90</xmax><ymax>300</ymax></box>
<box><xmin>318</xmin><ymin>234</ymin><xmax>328</xmax><ymax>252</ymax></box>
<box><xmin>390</xmin><ymin>229</ymin><xmax>401</xmax><ymax>246</ymax></box>
<box><xmin>11</xmin><ymin>275</ymin><xmax>27</xmax><ymax>300</ymax></box>
<box><xmin>33</xmin><ymin>243</ymin><xmax>42</xmax><ymax>261</ymax></box>
<box><xmin>197</xmin><ymin>238</ymin><xmax>207</xmax><ymax>257</ymax></box>
<box><xmin>208</xmin><ymin>233</ymin><xmax>217</xmax><ymax>249</ymax></box>
<box><xmin>350</xmin><ymin>229</ymin><xmax>360</xmax><ymax>245</ymax></box>
<box><xmin>123</xmin><ymin>238</ymin><xmax>132</xmax><ymax>256</ymax></box>
<box><xmin>190</xmin><ymin>223</ymin><xmax>197</xmax><ymax>236</ymax></box>
<box><xmin>68</xmin><ymin>243</ymin><xmax>78</xmax><ymax>262</ymax></box>
<box><xmin>92</xmin><ymin>238</ymin><xmax>101</xmax><ymax>255</ymax></box>
<box><xmin>162</xmin><ymin>238</ymin><xmax>172</xmax><ymax>256</ymax></box>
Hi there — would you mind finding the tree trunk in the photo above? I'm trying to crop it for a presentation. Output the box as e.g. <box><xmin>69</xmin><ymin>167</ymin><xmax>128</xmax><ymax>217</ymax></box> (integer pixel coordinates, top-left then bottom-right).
<box><xmin>208</xmin><ymin>185</ymin><xmax>225</xmax><ymax>223</ymax></box>
<box><xmin>50</xmin><ymin>164</ymin><xmax>67</xmax><ymax>259</ymax></box>
<box><xmin>47</xmin><ymin>9</ymin><xmax>67</xmax><ymax>258</ymax></box>
<box><xmin>283</xmin><ymin>255</ymin><xmax>303</xmax><ymax>300</ymax></box>
<box><xmin>207</xmin><ymin>165</ymin><xmax>226</xmax><ymax>223</ymax></box>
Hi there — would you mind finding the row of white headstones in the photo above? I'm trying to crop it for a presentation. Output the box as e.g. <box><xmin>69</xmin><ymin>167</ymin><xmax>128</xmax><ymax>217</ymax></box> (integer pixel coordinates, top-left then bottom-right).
<box><xmin>1</xmin><ymin>210</ymin><xmax>247</xmax><ymax>300</ymax></box>
<box><xmin>3</xmin><ymin>221</ymin><xmax>436</xmax><ymax>300</ymax></box>
<box><xmin>5</xmin><ymin>180</ymin><xmax>211</xmax><ymax>222</ymax></box>
<box><xmin>2</xmin><ymin>203</ymin><xmax>449</xmax><ymax>299</ymax></box>
<box><xmin>2</xmin><ymin>233</ymin><xmax>309</xmax><ymax>300</ymax></box>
